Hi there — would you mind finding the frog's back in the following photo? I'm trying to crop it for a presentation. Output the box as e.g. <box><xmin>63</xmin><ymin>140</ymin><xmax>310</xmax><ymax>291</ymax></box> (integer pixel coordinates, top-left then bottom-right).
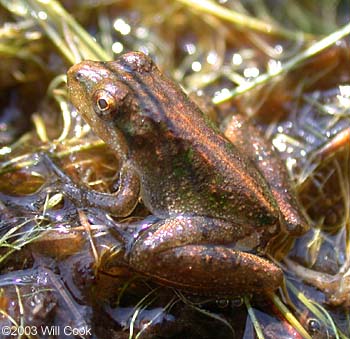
<box><xmin>165</xmin><ymin>107</ymin><xmax>279</xmax><ymax>227</ymax></box>
<box><xmin>111</xmin><ymin>53</ymin><xmax>279</xmax><ymax>227</ymax></box>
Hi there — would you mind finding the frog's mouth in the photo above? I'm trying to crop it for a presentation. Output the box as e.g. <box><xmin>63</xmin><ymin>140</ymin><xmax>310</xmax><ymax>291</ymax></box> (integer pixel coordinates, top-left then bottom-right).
<box><xmin>67</xmin><ymin>61</ymin><xmax>105</xmax><ymax>118</ymax></box>
<box><xmin>67</xmin><ymin>61</ymin><xmax>130</xmax><ymax>158</ymax></box>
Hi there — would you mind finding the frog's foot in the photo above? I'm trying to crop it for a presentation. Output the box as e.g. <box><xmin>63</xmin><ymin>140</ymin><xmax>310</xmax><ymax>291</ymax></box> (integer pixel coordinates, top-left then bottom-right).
<box><xmin>127</xmin><ymin>215</ymin><xmax>283</xmax><ymax>296</ymax></box>
<box><xmin>42</xmin><ymin>154</ymin><xmax>140</xmax><ymax>216</ymax></box>
<box><xmin>285</xmin><ymin>258</ymin><xmax>350</xmax><ymax>306</ymax></box>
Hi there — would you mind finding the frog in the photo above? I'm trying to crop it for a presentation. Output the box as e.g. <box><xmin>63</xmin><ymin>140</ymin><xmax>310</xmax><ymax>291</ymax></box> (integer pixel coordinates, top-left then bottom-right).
<box><xmin>66</xmin><ymin>51</ymin><xmax>309</xmax><ymax>296</ymax></box>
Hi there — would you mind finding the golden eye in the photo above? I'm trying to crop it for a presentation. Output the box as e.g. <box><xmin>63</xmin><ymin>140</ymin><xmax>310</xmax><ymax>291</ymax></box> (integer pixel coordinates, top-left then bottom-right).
<box><xmin>97</xmin><ymin>98</ymin><xmax>109</xmax><ymax>110</ymax></box>
<box><xmin>93</xmin><ymin>89</ymin><xmax>116</xmax><ymax>119</ymax></box>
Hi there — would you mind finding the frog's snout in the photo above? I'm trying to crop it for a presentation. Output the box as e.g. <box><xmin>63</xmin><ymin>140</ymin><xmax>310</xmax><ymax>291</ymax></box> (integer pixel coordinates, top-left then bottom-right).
<box><xmin>67</xmin><ymin>62</ymin><xmax>90</xmax><ymax>89</ymax></box>
<box><xmin>67</xmin><ymin>63</ymin><xmax>81</xmax><ymax>84</ymax></box>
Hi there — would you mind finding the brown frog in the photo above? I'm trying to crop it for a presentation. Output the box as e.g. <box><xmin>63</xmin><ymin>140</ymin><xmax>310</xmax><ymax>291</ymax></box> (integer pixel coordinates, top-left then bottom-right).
<box><xmin>66</xmin><ymin>52</ymin><xmax>308</xmax><ymax>296</ymax></box>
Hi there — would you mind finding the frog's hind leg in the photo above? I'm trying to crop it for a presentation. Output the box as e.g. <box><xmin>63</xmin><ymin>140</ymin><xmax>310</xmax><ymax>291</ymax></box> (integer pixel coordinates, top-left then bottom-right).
<box><xmin>127</xmin><ymin>215</ymin><xmax>283</xmax><ymax>296</ymax></box>
<box><xmin>224</xmin><ymin>115</ymin><xmax>309</xmax><ymax>236</ymax></box>
<box><xmin>140</xmin><ymin>244</ymin><xmax>283</xmax><ymax>296</ymax></box>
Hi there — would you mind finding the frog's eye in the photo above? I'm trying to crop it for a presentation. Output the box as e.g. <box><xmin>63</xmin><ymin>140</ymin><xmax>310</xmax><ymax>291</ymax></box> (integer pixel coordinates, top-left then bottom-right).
<box><xmin>92</xmin><ymin>89</ymin><xmax>117</xmax><ymax>120</ymax></box>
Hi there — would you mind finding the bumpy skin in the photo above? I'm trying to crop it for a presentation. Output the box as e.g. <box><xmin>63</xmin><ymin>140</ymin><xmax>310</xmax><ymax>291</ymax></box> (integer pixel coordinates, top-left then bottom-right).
<box><xmin>224</xmin><ymin>115</ymin><xmax>308</xmax><ymax>236</ymax></box>
<box><xmin>67</xmin><ymin>52</ymin><xmax>308</xmax><ymax>296</ymax></box>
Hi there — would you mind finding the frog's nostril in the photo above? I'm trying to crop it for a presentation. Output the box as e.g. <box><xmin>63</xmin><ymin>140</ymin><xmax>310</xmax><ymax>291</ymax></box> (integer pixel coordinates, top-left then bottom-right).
<box><xmin>75</xmin><ymin>71</ymin><xmax>84</xmax><ymax>81</ymax></box>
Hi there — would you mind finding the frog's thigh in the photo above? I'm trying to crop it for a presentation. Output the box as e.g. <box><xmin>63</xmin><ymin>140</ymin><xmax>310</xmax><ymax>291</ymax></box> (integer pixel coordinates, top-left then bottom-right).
<box><xmin>224</xmin><ymin>115</ymin><xmax>308</xmax><ymax>236</ymax></box>
<box><xmin>130</xmin><ymin>215</ymin><xmax>267</xmax><ymax>256</ymax></box>
<box><xmin>131</xmin><ymin>244</ymin><xmax>282</xmax><ymax>295</ymax></box>
<box><xmin>128</xmin><ymin>216</ymin><xmax>282</xmax><ymax>295</ymax></box>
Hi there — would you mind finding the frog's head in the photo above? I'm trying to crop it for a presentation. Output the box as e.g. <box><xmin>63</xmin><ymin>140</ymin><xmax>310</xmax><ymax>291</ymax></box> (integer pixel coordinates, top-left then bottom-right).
<box><xmin>67</xmin><ymin>59</ymin><xmax>132</xmax><ymax>153</ymax></box>
<box><xmin>67</xmin><ymin>52</ymin><xmax>172</xmax><ymax>150</ymax></box>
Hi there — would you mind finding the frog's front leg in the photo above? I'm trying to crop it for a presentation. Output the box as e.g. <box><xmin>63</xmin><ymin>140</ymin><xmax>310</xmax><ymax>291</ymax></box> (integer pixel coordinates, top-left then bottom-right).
<box><xmin>127</xmin><ymin>216</ymin><xmax>283</xmax><ymax>296</ymax></box>
<box><xmin>44</xmin><ymin>155</ymin><xmax>140</xmax><ymax>216</ymax></box>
